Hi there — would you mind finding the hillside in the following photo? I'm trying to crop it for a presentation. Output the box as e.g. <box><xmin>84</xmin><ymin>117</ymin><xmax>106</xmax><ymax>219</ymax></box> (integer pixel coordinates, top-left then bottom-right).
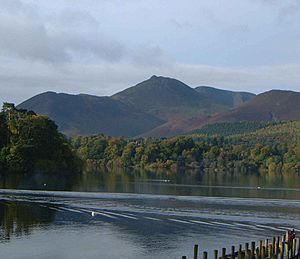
<box><xmin>18</xmin><ymin>92</ymin><xmax>163</xmax><ymax>137</ymax></box>
<box><xmin>209</xmin><ymin>90</ymin><xmax>300</xmax><ymax>123</ymax></box>
<box><xmin>195</xmin><ymin>86</ymin><xmax>254</xmax><ymax>108</ymax></box>
<box><xmin>191</xmin><ymin>121</ymin><xmax>280</xmax><ymax>136</ymax></box>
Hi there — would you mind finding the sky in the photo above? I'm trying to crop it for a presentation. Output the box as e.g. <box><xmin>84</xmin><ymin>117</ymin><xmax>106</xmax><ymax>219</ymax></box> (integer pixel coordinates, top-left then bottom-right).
<box><xmin>1</xmin><ymin>0</ymin><xmax>300</xmax><ymax>105</ymax></box>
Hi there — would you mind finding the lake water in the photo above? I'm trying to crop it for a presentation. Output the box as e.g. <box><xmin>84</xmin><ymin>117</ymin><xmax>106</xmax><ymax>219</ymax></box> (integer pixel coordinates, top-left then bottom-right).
<box><xmin>0</xmin><ymin>170</ymin><xmax>300</xmax><ymax>259</ymax></box>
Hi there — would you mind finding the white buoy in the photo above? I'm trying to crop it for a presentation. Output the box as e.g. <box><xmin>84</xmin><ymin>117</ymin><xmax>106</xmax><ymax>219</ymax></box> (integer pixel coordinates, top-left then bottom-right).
<box><xmin>91</xmin><ymin>211</ymin><xmax>96</xmax><ymax>217</ymax></box>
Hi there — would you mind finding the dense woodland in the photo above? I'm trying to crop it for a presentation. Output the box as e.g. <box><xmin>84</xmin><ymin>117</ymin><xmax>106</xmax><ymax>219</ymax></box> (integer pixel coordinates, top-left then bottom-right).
<box><xmin>0</xmin><ymin>103</ymin><xmax>81</xmax><ymax>174</ymax></box>
<box><xmin>0</xmin><ymin>102</ymin><xmax>299</xmax><ymax>175</ymax></box>
<box><xmin>72</xmin><ymin>121</ymin><xmax>300</xmax><ymax>173</ymax></box>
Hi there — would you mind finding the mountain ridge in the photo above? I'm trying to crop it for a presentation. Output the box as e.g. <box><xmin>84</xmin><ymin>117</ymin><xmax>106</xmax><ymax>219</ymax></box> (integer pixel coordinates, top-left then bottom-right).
<box><xmin>18</xmin><ymin>76</ymin><xmax>300</xmax><ymax>138</ymax></box>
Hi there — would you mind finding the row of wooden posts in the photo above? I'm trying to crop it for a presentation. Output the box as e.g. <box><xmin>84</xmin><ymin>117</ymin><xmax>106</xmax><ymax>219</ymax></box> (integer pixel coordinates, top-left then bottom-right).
<box><xmin>182</xmin><ymin>232</ymin><xmax>300</xmax><ymax>259</ymax></box>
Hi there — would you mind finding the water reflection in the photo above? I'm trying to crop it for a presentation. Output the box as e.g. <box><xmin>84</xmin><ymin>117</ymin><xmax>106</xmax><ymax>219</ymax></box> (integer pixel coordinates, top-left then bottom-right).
<box><xmin>0</xmin><ymin>200</ymin><xmax>55</xmax><ymax>241</ymax></box>
<box><xmin>1</xmin><ymin>169</ymin><xmax>300</xmax><ymax>199</ymax></box>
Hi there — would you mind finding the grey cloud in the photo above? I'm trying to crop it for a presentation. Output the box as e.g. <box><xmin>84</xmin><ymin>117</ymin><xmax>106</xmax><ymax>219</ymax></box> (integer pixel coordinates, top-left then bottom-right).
<box><xmin>0</xmin><ymin>0</ymin><xmax>126</xmax><ymax>63</ymax></box>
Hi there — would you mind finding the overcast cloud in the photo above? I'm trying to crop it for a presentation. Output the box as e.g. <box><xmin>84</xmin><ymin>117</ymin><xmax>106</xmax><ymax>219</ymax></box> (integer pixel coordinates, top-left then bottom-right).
<box><xmin>0</xmin><ymin>0</ymin><xmax>300</xmax><ymax>104</ymax></box>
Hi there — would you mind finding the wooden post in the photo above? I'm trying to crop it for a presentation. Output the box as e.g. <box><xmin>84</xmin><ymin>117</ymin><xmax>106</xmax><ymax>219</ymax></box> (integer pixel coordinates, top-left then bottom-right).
<box><xmin>265</xmin><ymin>239</ymin><xmax>269</xmax><ymax>257</ymax></box>
<box><xmin>231</xmin><ymin>246</ymin><xmax>235</xmax><ymax>259</ymax></box>
<box><xmin>259</xmin><ymin>241</ymin><xmax>263</xmax><ymax>258</ymax></box>
<box><xmin>203</xmin><ymin>251</ymin><xmax>208</xmax><ymax>259</ymax></box>
<box><xmin>238</xmin><ymin>247</ymin><xmax>242</xmax><ymax>259</ymax></box>
<box><xmin>214</xmin><ymin>250</ymin><xmax>218</xmax><ymax>259</ymax></box>
<box><xmin>245</xmin><ymin>243</ymin><xmax>249</xmax><ymax>254</ymax></box>
<box><xmin>194</xmin><ymin>245</ymin><xmax>199</xmax><ymax>259</ymax></box>
<box><xmin>272</xmin><ymin>237</ymin><xmax>276</xmax><ymax>256</ymax></box>
<box><xmin>280</xmin><ymin>241</ymin><xmax>284</xmax><ymax>259</ymax></box>
<box><xmin>286</xmin><ymin>231</ymin><xmax>290</xmax><ymax>259</ymax></box>
<box><xmin>222</xmin><ymin>248</ymin><xmax>226</xmax><ymax>259</ymax></box>
<box><xmin>261</xmin><ymin>246</ymin><xmax>266</xmax><ymax>259</ymax></box>
<box><xmin>297</xmin><ymin>238</ymin><xmax>300</xmax><ymax>259</ymax></box>
<box><xmin>182</xmin><ymin>256</ymin><xmax>187</xmax><ymax>259</ymax></box>
<box><xmin>251</xmin><ymin>242</ymin><xmax>256</xmax><ymax>258</ymax></box>
<box><xmin>276</xmin><ymin>236</ymin><xmax>280</xmax><ymax>256</ymax></box>
<box><xmin>255</xmin><ymin>247</ymin><xmax>260</xmax><ymax>259</ymax></box>
<box><xmin>269</xmin><ymin>244</ymin><xmax>273</xmax><ymax>258</ymax></box>
<box><xmin>282</xmin><ymin>235</ymin><xmax>286</xmax><ymax>259</ymax></box>
<box><xmin>292</xmin><ymin>239</ymin><xmax>296</xmax><ymax>257</ymax></box>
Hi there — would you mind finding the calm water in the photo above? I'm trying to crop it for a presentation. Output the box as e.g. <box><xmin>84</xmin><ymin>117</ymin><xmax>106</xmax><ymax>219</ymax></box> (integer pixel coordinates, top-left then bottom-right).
<box><xmin>0</xmin><ymin>170</ymin><xmax>300</xmax><ymax>259</ymax></box>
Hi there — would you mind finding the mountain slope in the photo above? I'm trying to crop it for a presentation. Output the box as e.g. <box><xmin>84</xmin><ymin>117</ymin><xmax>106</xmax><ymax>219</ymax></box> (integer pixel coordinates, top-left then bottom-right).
<box><xmin>112</xmin><ymin>76</ymin><xmax>253</xmax><ymax>120</ymax></box>
<box><xmin>195</xmin><ymin>86</ymin><xmax>254</xmax><ymax>108</ymax></box>
<box><xmin>112</xmin><ymin>75</ymin><xmax>207</xmax><ymax>120</ymax></box>
<box><xmin>209</xmin><ymin>90</ymin><xmax>300</xmax><ymax>123</ymax></box>
<box><xmin>18</xmin><ymin>92</ymin><xmax>164</xmax><ymax>137</ymax></box>
<box><xmin>142</xmin><ymin>90</ymin><xmax>300</xmax><ymax>137</ymax></box>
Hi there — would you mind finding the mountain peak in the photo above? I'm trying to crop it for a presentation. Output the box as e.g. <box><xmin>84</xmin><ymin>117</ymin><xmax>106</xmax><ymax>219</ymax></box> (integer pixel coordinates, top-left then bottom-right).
<box><xmin>150</xmin><ymin>75</ymin><xmax>158</xmax><ymax>80</ymax></box>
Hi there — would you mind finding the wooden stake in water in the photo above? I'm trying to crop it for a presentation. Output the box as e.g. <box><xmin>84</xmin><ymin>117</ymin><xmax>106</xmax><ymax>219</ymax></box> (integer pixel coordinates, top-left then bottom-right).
<box><xmin>194</xmin><ymin>244</ymin><xmax>199</xmax><ymax>259</ymax></box>
<box><xmin>255</xmin><ymin>247</ymin><xmax>260</xmax><ymax>259</ymax></box>
<box><xmin>251</xmin><ymin>242</ymin><xmax>256</xmax><ymax>258</ymax></box>
<box><xmin>231</xmin><ymin>246</ymin><xmax>235</xmax><ymax>259</ymax></box>
<box><xmin>203</xmin><ymin>251</ymin><xmax>208</xmax><ymax>259</ymax></box>
<box><xmin>214</xmin><ymin>250</ymin><xmax>218</xmax><ymax>259</ymax></box>
<box><xmin>222</xmin><ymin>248</ymin><xmax>226</xmax><ymax>259</ymax></box>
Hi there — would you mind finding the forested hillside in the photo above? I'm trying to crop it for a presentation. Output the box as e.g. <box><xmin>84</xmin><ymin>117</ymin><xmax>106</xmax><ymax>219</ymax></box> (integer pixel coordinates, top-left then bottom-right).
<box><xmin>72</xmin><ymin>121</ymin><xmax>300</xmax><ymax>173</ymax></box>
<box><xmin>0</xmin><ymin>103</ymin><xmax>81</xmax><ymax>174</ymax></box>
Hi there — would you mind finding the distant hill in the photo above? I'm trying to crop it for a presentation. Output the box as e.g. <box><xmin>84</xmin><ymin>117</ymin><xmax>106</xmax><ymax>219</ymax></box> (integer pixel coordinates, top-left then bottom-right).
<box><xmin>208</xmin><ymin>90</ymin><xmax>300</xmax><ymax>123</ymax></box>
<box><xmin>18</xmin><ymin>92</ymin><xmax>163</xmax><ymax>137</ymax></box>
<box><xmin>142</xmin><ymin>89</ymin><xmax>300</xmax><ymax>137</ymax></box>
<box><xmin>18</xmin><ymin>76</ymin><xmax>256</xmax><ymax>137</ymax></box>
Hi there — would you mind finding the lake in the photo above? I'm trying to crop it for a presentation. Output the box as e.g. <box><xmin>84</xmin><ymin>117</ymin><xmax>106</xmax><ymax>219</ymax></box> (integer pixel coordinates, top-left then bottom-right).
<box><xmin>0</xmin><ymin>169</ymin><xmax>300</xmax><ymax>259</ymax></box>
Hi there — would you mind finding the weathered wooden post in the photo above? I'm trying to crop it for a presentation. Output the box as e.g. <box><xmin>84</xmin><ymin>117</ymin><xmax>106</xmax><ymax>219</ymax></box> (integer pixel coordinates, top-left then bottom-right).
<box><xmin>276</xmin><ymin>236</ymin><xmax>280</xmax><ymax>256</ymax></box>
<box><xmin>259</xmin><ymin>241</ymin><xmax>263</xmax><ymax>258</ymax></box>
<box><xmin>222</xmin><ymin>248</ymin><xmax>226</xmax><ymax>259</ymax></box>
<box><xmin>251</xmin><ymin>242</ymin><xmax>256</xmax><ymax>259</ymax></box>
<box><xmin>231</xmin><ymin>246</ymin><xmax>235</xmax><ymax>259</ymax></box>
<box><xmin>280</xmin><ymin>241</ymin><xmax>284</xmax><ymax>259</ymax></box>
<box><xmin>265</xmin><ymin>239</ymin><xmax>269</xmax><ymax>257</ymax></box>
<box><xmin>272</xmin><ymin>237</ymin><xmax>276</xmax><ymax>255</ymax></box>
<box><xmin>255</xmin><ymin>247</ymin><xmax>260</xmax><ymax>259</ymax></box>
<box><xmin>238</xmin><ymin>246</ymin><xmax>242</xmax><ymax>259</ymax></box>
<box><xmin>245</xmin><ymin>243</ymin><xmax>249</xmax><ymax>254</ymax></box>
<box><xmin>292</xmin><ymin>239</ymin><xmax>297</xmax><ymax>258</ymax></box>
<box><xmin>203</xmin><ymin>251</ymin><xmax>208</xmax><ymax>259</ymax></box>
<box><xmin>261</xmin><ymin>246</ymin><xmax>266</xmax><ymax>259</ymax></box>
<box><xmin>182</xmin><ymin>256</ymin><xmax>187</xmax><ymax>259</ymax></box>
<box><xmin>214</xmin><ymin>250</ymin><xmax>218</xmax><ymax>259</ymax></box>
<box><xmin>286</xmin><ymin>231</ymin><xmax>290</xmax><ymax>259</ymax></box>
<box><xmin>297</xmin><ymin>238</ymin><xmax>300</xmax><ymax>259</ymax></box>
<box><xmin>269</xmin><ymin>244</ymin><xmax>273</xmax><ymax>259</ymax></box>
<box><xmin>194</xmin><ymin>244</ymin><xmax>199</xmax><ymax>259</ymax></box>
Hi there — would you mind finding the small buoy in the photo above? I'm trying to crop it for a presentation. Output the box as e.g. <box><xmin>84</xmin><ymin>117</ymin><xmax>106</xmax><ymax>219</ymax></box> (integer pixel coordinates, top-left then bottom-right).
<box><xmin>257</xmin><ymin>186</ymin><xmax>261</xmax><ymax>189</ymax></box>
<box><xmin>91</xmin><ymin>211</ymin><xmax>96</xmax><ymax>217</ymax></box>
<box><xmin>43</xmin><ymin>183</ymin><xmax>47</xmax><ymax>186</ymax></box>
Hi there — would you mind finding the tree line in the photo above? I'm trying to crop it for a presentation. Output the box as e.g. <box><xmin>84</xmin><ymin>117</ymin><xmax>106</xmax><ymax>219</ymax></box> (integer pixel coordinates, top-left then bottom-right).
<box><xmin>72</xmin><ymin>121</ymin><xmax>300</xmax><ymax>173</ymax></box>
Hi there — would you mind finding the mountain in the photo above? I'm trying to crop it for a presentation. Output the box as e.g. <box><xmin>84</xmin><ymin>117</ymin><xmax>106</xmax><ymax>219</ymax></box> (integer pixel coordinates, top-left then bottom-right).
<box><xmin>112</xmin><ymin>76</ymin><xmax>252</xmax><ymax>120</ymax></box>
<box><xmin>208</xmin><ymin>90</ymin><xmax>300</xmax><ymax>123</ymax></box>
<box><xmin>17</xmin><ymin>92</ymin><xmax>163</xmax><ymax>137</ymax></box>
<box><xmin>195</xmin><ymin>86</ymin><xmax>254</xmax><ymax>108</ymax></box>
<box><xmin>18</xmin><ymin>76</ymin><xmax>257</xmax><ymax>137</ymax></box>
